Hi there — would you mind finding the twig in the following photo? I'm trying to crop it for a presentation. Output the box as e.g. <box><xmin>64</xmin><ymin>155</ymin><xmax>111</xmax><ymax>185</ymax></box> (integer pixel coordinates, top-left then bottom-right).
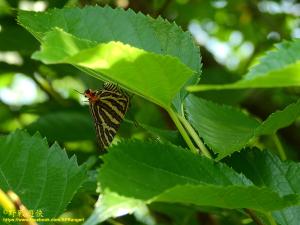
<box><xmin>6</xmin><ymin>190</ymin><xmax>38</xmax><ymax>225</ymax></box>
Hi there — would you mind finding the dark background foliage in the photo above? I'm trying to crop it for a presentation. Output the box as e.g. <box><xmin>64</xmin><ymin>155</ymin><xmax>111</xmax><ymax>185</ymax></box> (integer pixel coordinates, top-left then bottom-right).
<box><xmin>0</xmin><ymin>0</ymin><xmax>300</xmax><ymax>225</ymax></box>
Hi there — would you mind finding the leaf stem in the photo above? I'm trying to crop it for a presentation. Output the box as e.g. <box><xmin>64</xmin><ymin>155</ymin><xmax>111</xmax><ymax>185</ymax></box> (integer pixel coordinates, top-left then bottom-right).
<box><xmin>178</xmin><ymin>115</ymin><xmax>212</xmax><ymax>159</ymax></box>
<box><xmin>272</xmin><ymin>134</ymin><xmax>287</xmax><ymax>160</ymax></box>
<box><xmin>167</xmin><ymin>108</ymin><xmax>198</xmax><ymax>154</ymax></box>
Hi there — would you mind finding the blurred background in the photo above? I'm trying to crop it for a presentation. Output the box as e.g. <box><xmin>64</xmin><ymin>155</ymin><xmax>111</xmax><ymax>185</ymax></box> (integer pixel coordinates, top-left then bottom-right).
<box><xmin>0</xmin><ymin>0</ymin><xmax>300</xmax><ymax>224</ymax></box>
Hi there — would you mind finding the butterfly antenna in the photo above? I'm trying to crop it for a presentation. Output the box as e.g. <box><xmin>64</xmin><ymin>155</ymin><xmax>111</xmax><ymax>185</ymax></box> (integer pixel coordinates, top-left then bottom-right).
<box><xmin>73</xmin><ymin>89</ymin><xmax>84</xmax><ymax>95</ymax></box>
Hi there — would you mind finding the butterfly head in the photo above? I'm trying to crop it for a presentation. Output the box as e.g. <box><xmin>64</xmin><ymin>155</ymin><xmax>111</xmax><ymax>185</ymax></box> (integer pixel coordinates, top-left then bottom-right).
<box><xmin>84</xmin><ymin>89</ymin><xmax>98</xmax><ymax>102</ymax></box>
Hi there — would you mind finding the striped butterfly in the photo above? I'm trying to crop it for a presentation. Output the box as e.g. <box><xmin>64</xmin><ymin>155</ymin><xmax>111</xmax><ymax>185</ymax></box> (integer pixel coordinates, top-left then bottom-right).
<box><xmin>84</xmin><ymin>82</ymin><xmax>130</xmax><ymax>151</ymax></box>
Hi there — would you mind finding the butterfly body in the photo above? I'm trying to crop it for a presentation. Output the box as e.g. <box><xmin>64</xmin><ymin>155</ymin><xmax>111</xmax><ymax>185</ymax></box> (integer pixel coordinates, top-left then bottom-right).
<box><xmin>84</xmin><ymin>83</ymin><xmax>129</xmax><ymax>151</ymax></box>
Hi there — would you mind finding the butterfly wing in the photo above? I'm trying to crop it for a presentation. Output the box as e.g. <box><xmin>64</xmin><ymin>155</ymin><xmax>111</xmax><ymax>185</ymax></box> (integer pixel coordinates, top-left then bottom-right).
<box><xmin>89</xmin><ymin>101</ymin><xmax>108</xmax><ymax>151</ymax></box>
<box><xmin>89</xmin><ymin>85</ymin><xmax>129</xmax><ymax>151</ymax></box>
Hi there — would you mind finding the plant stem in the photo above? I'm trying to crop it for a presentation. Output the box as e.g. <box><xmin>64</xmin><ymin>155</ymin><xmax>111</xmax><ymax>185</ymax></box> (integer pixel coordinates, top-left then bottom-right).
<box><xmin>272</xmin><ymin>134</ymin><xmax>287</xmax><ymax>160</ymax></box>
<box><xmin>178</xmin><ymin>115</ymin><xmax>212</xmax><ymax>159</ymax></box>
<box><xmin>265</xmin><ymin>212</ymin><xmax>277</xmax><ymax>225</ymax></box>
<box><xmin>244</xmin><ymin>209</ymin><xmax>264</xmax><ymax>225</ymax></box>
<box><xmin>167</xmin><ymin>108</ymin><xmax>198</xmax><ymax>154</ymax></box>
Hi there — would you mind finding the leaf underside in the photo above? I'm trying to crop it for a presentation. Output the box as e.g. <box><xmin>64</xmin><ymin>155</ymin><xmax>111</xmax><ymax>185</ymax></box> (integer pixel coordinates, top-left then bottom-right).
<box><xmin>18</xmin><ymin>6</ymin><xmax>202</xmax><ymax>110</ymax></box>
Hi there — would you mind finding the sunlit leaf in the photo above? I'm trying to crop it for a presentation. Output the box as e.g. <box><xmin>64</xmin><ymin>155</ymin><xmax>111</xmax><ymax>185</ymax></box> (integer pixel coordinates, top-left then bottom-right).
<box><xmin>187</xmin><ymin>39</ymin><xmax>300</xmax><ymax>92</ymax></box>
<box><xmin>18</xmin><ymin>6</ymin><xmax>202</xmax><ymax>109</ymax></box>
<box><xmin>83</xmin><ymin>190</ymin><xmax>145</xmax><ymax>225</ymax></box>
<box><xmin>31</xmin><ymin>29</ymin><xmax>194</xmax><ymax>108</ymax></box>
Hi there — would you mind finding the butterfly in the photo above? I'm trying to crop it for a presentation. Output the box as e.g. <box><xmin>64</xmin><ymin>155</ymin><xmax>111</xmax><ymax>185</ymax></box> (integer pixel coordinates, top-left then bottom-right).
<box><xmin>84</xmin><ymin>82</ymin><xmax>130</xmax><ymax>151</ymax></box>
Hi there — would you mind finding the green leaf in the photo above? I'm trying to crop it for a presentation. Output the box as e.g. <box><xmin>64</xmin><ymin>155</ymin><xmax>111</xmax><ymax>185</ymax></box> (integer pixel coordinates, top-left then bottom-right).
<box><xmin>246</xmin><ymin>40</ymin><xmax>300</xmax><ymax>79</ymax></box>
<box><xmin>17</xmin><ymin>6</ymin><xmax>201</xmax><ymax>109</ymax></box>
<box><xmin>185</xmin><ymin>95</ymin><xmax>260</xmax><ymax>159</ymax></box>
<box><xmin>26</xmin><ymin>111</ymin><xmax>94</xmax><ymax>143</ymax></box>
<box><xmin>31</xmin><ymin>29</ymin><xmax>194</xmax><ymax>108</ymax></box>
<box><xmin>185</xmin><ymin>95</ymin><xmax>300</xmax><ymax>159</ymax></box>
<box><xmin>17</xmin><ymin>6</ymin><xmax>201</xmax><ymax>73</ymax></box>
<box><xmin>187</xmin><ymin>39</ymin><xmax>300</xmax><ymax>92</ymax></box>
<box><xmin>0</xmin><ymin>130</ymin><xmax>87</xmax><ymax>217</ymax></box>
<box><xmin>98</xmin><ymin>141</ymin><xmax>299</xmax><ymax>212</ymax></box>
<box><xmin>225</xmin><ymin>149</ymin><xmax>300</xmax><ymax>225</ymax></box>
<box><xmin>255</xmin><ymin>99</ymin><xmax>300</xmax><ymax>135</ymax></box>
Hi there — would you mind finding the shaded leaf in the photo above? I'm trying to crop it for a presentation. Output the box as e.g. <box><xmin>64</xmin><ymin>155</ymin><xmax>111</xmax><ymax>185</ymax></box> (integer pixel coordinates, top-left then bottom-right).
<box><xmin>185</xmin><ymin>95</ymin><xmax>300</xmax><ymax>159</ymax></box>
<box><xmin>26</xmin><ymin>110</ymin><xmax>94</xmax><ymax>143</ymax></box>
<box><xmin>225</xmin><ymin>148</ymin><xmax>300</xmax><ymax>225</ymax></box>
<box><xmin>185</xmin><ymin>95</ymin><xmax>259</xmax><ymax>159</ymax></box>
<box><xmin>99</xmin><ymin>141</ymin><xmax>298</xmax><ymax>212</ymax></box>
<box><xmin>0</xmin><ymin>130</ymin><xmax>87</xmax><ymax>217</ymax></box>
